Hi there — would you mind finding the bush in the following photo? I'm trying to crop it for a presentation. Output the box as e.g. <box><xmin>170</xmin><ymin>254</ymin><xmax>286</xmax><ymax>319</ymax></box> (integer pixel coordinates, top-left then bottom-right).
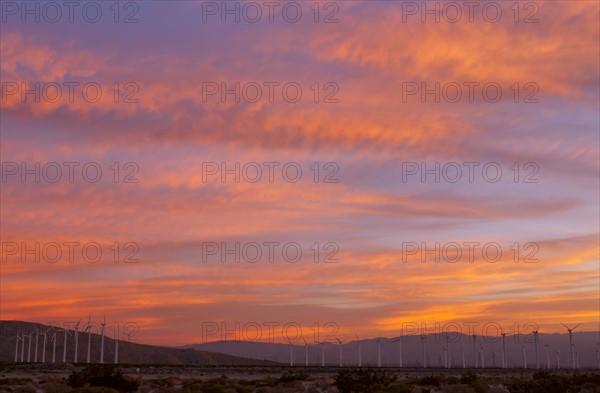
<box><xmin>279</xmin><ymin>371</ymin><xmax>309</xmax><ymax>384</ymax></box>
<box><xmin>418</xmin><ymin>375</ymin><xmax>442</xmax><ymax>387</ymax></box>
<box><xmin>460</xmin><ymin>372</ymin><xmax>478</xmax><ymax>384</ymax></box>
<box><xmin>469</xmin><ymin>380</ymin><xmax>489</xmax><ymax>393</ymax></box>
<box><xmin>506</xmin><ymin>371</ymin><xmax>600</xmax><ymax>393</ymax></box>
<box><xmin>335</xmin><ymin>368</ymin><xmax>397</xmax><ymax>393</ymax></box>
<box><xmin>383</xmin><ymin>382</ymin><xmax>411</xmax><ymax>393</ymax></box>
<box><xmin>67</xmin><ymin>365</ymin><xmax>139</xmax><ymax>393</ymax></box>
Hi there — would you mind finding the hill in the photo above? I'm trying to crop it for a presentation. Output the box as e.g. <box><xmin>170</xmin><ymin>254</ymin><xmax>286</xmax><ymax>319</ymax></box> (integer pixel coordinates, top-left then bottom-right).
<box><xmin>0</xmin><ymin>320</ymin><xmax>273</xmax><ymax>366</ymax></box>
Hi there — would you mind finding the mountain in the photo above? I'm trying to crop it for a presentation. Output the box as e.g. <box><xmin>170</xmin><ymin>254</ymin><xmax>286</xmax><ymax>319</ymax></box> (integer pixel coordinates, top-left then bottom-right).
<box><xmin>0</xmin><ymin>321</ymin><xmax>274</xmax><ymax>365</ymax></box>
<box><xmin>189</xmin><ymin>331</ymin><xmax>600</xmax><ymax>368</ymax></box>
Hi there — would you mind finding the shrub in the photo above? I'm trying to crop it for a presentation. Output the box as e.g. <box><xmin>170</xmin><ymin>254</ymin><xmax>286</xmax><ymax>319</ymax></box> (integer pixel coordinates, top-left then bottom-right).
<box><xmin>460</xmin><ymin>372</ymin><xmax>478</xmax><ymax>384</ymax></box>
<box><xmin>335</xmin><ymin>368</ymin><xmax>397</xmax><ymax>393</ymax></box>
<box><xmin>382</xmin><ymin>381</ymin><xmax>412</xmax><ymax>393</ymax></box>
<box><xmin>418</xmin><ymin>375</ymin><xmax>442</xmax><ymax>387</ymax></box>
<box><xmin>67</xmin><ymin>364</ymin><xmax>139</xmax><ymax>393</ymax></box>
<box><xmin>279</xmin><ymin>371</ymin><xmax>309</xmax><ymax>384</ymax></box>
<box><xmin>506</xmin><ymin>371</ymin><xmax>600</xmax><ymax>393</ymax></box>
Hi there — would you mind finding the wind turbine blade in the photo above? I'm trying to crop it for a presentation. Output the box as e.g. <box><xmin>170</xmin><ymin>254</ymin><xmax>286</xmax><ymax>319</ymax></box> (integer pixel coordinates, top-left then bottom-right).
<box><xmin>572</xmin><ymin>324</ymin><xmax>581</xmax><ymax>331</ymax></box>
<box><xmin>560</xmin><ymin>323</ymin><xmax>570</xmax><ymax>330</ymax></box>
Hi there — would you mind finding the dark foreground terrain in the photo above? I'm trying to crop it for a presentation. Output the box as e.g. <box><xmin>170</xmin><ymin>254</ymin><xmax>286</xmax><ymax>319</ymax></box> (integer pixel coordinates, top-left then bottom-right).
<box><xmin>0</xmin><ymin>363</ymin><xmax>599</xmax><ymax>393</ymax></box>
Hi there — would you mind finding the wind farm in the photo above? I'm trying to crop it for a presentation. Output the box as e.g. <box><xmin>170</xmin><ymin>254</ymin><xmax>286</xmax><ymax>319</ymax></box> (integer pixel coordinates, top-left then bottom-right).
<box><xmin>3</xmin><ymin>320</ymin><xmax>599</xmax><ymax>370</ymax></box>
<box><xmin>1</xmin><ymin>320</ymin><xmax>599</xmax><ymax>392</ymax></box>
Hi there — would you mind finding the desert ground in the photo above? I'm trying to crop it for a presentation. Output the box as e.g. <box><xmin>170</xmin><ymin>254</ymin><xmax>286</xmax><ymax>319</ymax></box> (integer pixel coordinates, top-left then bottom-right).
<box><xmin>1</xmin><ymin>363</ymin><xmax>599</xmax><ymax>393</ymax></box>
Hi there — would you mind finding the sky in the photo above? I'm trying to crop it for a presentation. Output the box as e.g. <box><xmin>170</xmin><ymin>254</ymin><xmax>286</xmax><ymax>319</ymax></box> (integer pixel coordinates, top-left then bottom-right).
<box><xmin>0</xmin><ymin>0</ymin><xmax>599</xmax><ymax>346</ymax></box>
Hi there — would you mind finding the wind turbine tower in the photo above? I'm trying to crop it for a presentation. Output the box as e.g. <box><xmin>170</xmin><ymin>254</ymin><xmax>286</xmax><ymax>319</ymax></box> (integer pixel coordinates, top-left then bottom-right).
<box><xmin>335</xmin><ymin>338</ymin><xmax>343</xmax><ymax>367</ymax></box>
<box><xmin>33</xmin><ymin>328</ymin><xmax>39</xmax><ymax>362</ymax></box>
<box><xmin>20</xmin><ymin>332</ymin><xmax>25</xmax><ymax>362</ymax></box>
<box><xmin>320</xmin><ymin>342</ymin><xmax>325</xmax><ymax>367</ymax></box>
<box><xmin>392</xmin><ymin>336</ymin><xmax>403</xmax><ymax>367</ymax></box>
<box><xmin>51</xmin><ymin>331</ymin><xmax>57</xmax><ymax>363</ymax></box>
<box><xmin>472</xmin><ymin>335</ymin><xmax>477</xmax><ymax>368</ymax></box>
<box><xmin>302</xmin><ymin>337</ymin><xmax>308</xmax><ymax>366</ymax></box>
<box><xmin>114</xmin><ymin>322</ymin><xmax>120</xmax><ymax>364</ymax></box>
<box><xmin>288</xmin><ymin>339</ymin><xmax>294</xmax><ymax>367</ymax></box>
<box><xmin>85</xmin><ymin>315</ymin><xmax>93</xmax><ymax>363</ymax></box>
<box><xmin>355</xmin><ymin>334</ymin><xmax>362</xmax><ymax>367</ymax></box>
<box><xmin>420</xmin><ymin>335</ymin><xmax>427</xmax><ymax>368</ymax></box>
<box><xmin>62</xmin><ymin>328</ymin><xmax>69</xmax><ymax>363</ymax></box>
<box><xmin>100</xmin><ymin>315</ymin><xmax>106</xmax><ymax>364</ymax></box>
<box><xmin>74</xmin><ymin>320</ymin><xmax>81</xmax><ymax>363</ymax></box>
<box><xmin>11</xmin><ymin>332</ymin><xmax>21</xmax><ymax>362</ymax></box>
<box><xmin>501</xmin><ymin>332</ymin><xmax>507</xmax><ymax>369</ymax></box>
<box><xmin>27</xmin><ymin>332</ymin><xmax>32</xmax><ymax>362</ymax></box>
<box><xmin>41</xmin><ymin>328</ymin><xmax>48</xmax><ymax>363</ymax></box>
<box><xmin>561</xmin><ymin>323</ymin><xmax>580</xmax><ymax>369</ymax></box>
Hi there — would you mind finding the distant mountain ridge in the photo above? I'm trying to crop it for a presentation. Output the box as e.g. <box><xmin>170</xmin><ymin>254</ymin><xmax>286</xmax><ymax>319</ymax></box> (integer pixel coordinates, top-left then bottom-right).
<box><xmin>189</xmin><ymin>331</ymin><xmax>600</xmax><ymax>369</ymax></box>
<box><xmin>0</xmin><ymin>321</ymin><xmax>273</xmax><ymax>366</ymax></box>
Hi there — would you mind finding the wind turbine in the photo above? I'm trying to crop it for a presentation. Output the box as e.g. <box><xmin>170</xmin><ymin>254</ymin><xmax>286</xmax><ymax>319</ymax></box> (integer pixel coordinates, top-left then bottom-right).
<box><xmin>461</xmin><ymin>346</ymin><xmax>466</xmax><ymax>368</ymax></box>
<box><xmin>479</xmin><ymin>343</ymin><xmax>485</xmax><ymax>368</ymax></box>
<box><xmin>51</xmin><ymin>330</ymin><xmax>57</xmax><ymax>363</ymax></box>
<box><xmin>443</xmin><ymin>334</ymin><xmax>450</xmax><ymax>368</ymax></box>
<box><xmin>10</xmin><ymin>332</ymin><xmax>21</xmax><ymax>362</ymax></box>
<box><xmin>501</xmin><ymin>332</ymin><xmax>507</xmax><ymax>369</ymax></box>
<box><xmin>355</xmin><ymin>334</ymin><xmax>362</xmax><ymax>367</ymax></box>
<box><xmin>114</xmin><ymin>322</ymin><xmax>120</xmax><ymax>364</ymax></box>
<box><xmin>74</xmin><ymin>320</ymin><xmax>81</xmax><ymax>363</ymax></box>
<box><xmin>33</xmin><ymin>327</ymin><xmax>39</xmax><ymax>362</ymax></box>
<box><xmin>18</xmin><ymin>332</ymin><xmax>24</xmax><ymax>362</ymax></box>
<box><xmin>85</xmin><ymin>315</ymin><xmax>93</xmax><ymax>363</ymax></box>
<box><xmin>545</xmin><ymin>344</ymin><xmax>551</xmax><ymax>369</ymax></box>
<box><xmin>100</xmin><ymin>315</ymin><xmax>106</xmax><ymax>364</ymax></box>
<box><xmin>317</xmin><ymin>341</ymin><xmax>325</xmax><ymax>367</ymax></box>
<box><xmin>376</xmin><ymin>339</ymin><xmax>382</xmax><ymax>367</ymax></box>
<box><xmin>561</xmin><ymin>323</ymin><xmax>580</xmax><ymax>369</ymax></box>
<box><xmin>556</xmin><ymin>350</ymin><xmax>560</xmax><ymax>369</ymax></box>
<box><xmin>472</xmin><ymin>335</ymin><xmax>477</xmax><ymax>368</ymax></box>
<box><xmin>335</xmin><ymin>338</ymin><xmax>343</xmax><ymax>367</ymax></box>
<box><xmin>302</xmin><ymin>337</ymin><xmax>308</xmax><ymax>366</ymax></box>
<box><xmin>26</xmin><ymin>331</ymin><xmax>33</xmax><ymax>362</ymax></box>
<box><xmin>41</xmin><ymin>328</ymin><xmax>48</xmax><ymax>363</ymax></box>
<box><xmin>62</xmin><ymin>328</ymin><xmax>70</xmax><ymax>363</ymax></box>
<box><xmin>521</xmin><ymin>345</ymin><xmax>527</xmax><ymax>368</ymax></box>
<box><xmin>420</xmin><ymin>334</ymin><xmax>427</xmax><ymax>368</ymax></box>
<box><xmin>288</xmin><ymin>339</ymin><xmax>294</xmax><ymax>366</ymax></box>
<box><xmin>532</xmin><ymin>330</ymin><xmax>540</xmax><ymax>369</ymax></box>
<box><xmin>391</xmin><ymin>336</ymin><xmax>403</xmax><ymax>367</ymax></box>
